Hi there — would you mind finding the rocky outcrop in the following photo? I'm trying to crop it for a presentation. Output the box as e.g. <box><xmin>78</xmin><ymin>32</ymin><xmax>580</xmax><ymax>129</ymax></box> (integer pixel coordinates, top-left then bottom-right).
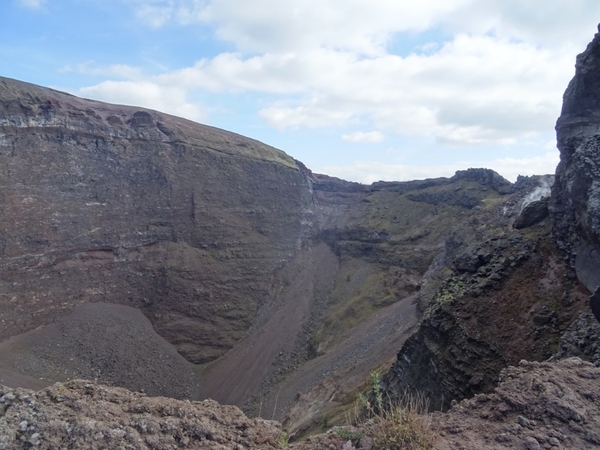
<box><xmin>554</xmin><ymin>312</ymin><xmax>600</xmax><ymax>365</ymax></box>
<box><xmin>552</xmin><ymin>25</ymin><xmax>600</xmax><ymax>319</ymax></box>
<box><xmin>2</xmin><ymin>358</ymin><xmax>598</xmax><ymax>450</ymax></box>
<box><xmin>379</xmin><ymin>25</ymin><xmax>600</xmax><ymax>414</ymax></box>
<box><xmin>451</xmin><ymin>168</ymin><xmax>515</xmax><ymax>195</ymax></box>
<box><xmin>433</xmin><ymin>358</ymin><xmax>600</xmax><ymax>450</ymax></box>
<box><xmin>513</xmin><ymin>197</ymin><xmax>549</xmax><ymax>229</ymax></box>
<box><xmin>0</xmin><ymin>76</ymin><xmax>542</xmax><ymax>426</ymax></box>
<box><xmin>381</xmin><ymin>230</ymin><xmax>584</xmax><ymax>411</ymax></box>
<box><xmin>0</xmin><ymin>380</ymin><xmax>283</xmax><ymax>449</ymax></box>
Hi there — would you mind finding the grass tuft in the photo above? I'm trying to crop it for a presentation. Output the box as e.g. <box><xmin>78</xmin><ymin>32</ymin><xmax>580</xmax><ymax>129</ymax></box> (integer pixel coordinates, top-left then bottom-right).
<box><xmin>358</xmin><ymin>372</ymin><xmax>436</xmax><ymax>450</ymax></box>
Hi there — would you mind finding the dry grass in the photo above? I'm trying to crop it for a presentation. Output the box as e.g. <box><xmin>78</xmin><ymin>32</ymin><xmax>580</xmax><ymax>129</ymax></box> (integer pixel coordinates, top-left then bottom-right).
<box><xmin>358</xmin><ymin>373</ymin><xmax>436</xmax><ymax>450</ymax></box>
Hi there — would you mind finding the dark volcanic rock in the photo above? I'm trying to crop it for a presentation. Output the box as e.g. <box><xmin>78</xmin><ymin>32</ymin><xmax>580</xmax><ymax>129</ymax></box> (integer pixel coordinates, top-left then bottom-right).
<box><xmin>554</xmin><ymin>312</ymin><xmax>600</xmax><ymax>365</ymax></box>
<box><xmin>381</xmin><ymin>230</ymin><xmax>584</xmax><ymax>411</ymax></box>
<box><xmin>381</xmin><ymin>26</ymin><xmax>600</xmax><ymax>413</ymax></box>
<box><xmin>514</xmin><ymin>197</ymin><xmax>549</xmax><ymax>229</ymax></box>
<box><xmin>552</xmin><ymin>25</ymin><xmax>600</xmax><ymax>303</ymax></box>
<box><xmin>452</xmin><ymin>168</ymin><xmax>514</xmax><ymax>194</ymax></box>
<box><xmin>0</xmin><ymin>76</ymin><xmax>314</xmax><ymax>365</ymax></box>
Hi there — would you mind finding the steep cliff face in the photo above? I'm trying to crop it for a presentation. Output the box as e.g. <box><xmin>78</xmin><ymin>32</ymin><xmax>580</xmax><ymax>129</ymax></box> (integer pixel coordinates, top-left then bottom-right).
<box><xmin>552</xmin><ymin>25</ymin><xmax>600</xmax><ymax>319</ymax></box>
<box><xmin>381</xmin><ymin>27</ymin><xmax>600</xmax><ymax>412</ymax></box>
<box><xmin>0</xmin><ymin>77</ymin><xmax>314</xmax><ymax>365</ymax></box>
<box><xmin>382</xmin><ymin>228</ymin><xmax>585</xmax><ymax>411</ymax></box>
<box><xmin>197</xmin><ymin>170</ymin><xmax>526</xmax><ymax>427</ymax></box>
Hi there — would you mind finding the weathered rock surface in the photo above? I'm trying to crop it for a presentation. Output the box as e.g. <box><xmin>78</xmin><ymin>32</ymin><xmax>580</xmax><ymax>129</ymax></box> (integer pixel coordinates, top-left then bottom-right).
<box><xmin>451</xmin><ymin>168</ymin><xmax>515</xmax><ymax>195</ymax></box>
<box><xmin>2</xmin><ymin>358</ymin><xmax>598</xmax><ymax>450</ymax></box>
<box><xmin>199</xmin><ymin>169</ymin><xmax>533</xmax><ymax>431</ymax></box>
<box><xmin>513</xmin><ymin>197</ymin><xmax>549</xmax><ymax>229</ymax></box>
<box><xmin>554</xmin><ymin>312</ymin><xmax>600</xmax><ymax>366</ymax></box>
<box><xmin>382</xmin><ymin>227</ymin><xmax>586</xmax><ymax>411</ymax></box>
<box><xmin>433</xmin><ymin>358</ymin><xmax>600</xmax><ymax>450</ymax></box>
<box><xmin>552</xmin><ymin>25</ymin><xmax>600</xmax><ymax>318</ymax></box>
<box><xmin>1</xmin><ymin>35</ymin><xmax>598</xmax><ymax>439</ymax></box>
<box><xmin>2</xmin><ymin>76</ymin><xmax>548</xmax><ymax>429</ymax></box>
<box><xmin>0</xmin><ymin>76</ymin><xmax>553</xmax><ymax>429</ymax></box>
<box><xmin>0</xmin><ymin>380</ymin><xmax>283</xmax><ymax>449</ymax></box>
<box><xmin>381</xmin><ymin>26</ymin><xmax>600</xmax><ymax>413</ymax></box>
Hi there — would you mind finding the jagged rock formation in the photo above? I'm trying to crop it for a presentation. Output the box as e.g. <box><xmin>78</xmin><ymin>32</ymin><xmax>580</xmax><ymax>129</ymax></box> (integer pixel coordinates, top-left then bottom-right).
<box><xmin>513</xmin><ymin>197</ymin><xmax>549</xmax><ymax>229</ymax></box>
<box><xmin>380</xmin><ymin>26</ymin><xmax>600</xmax><ymax>413</ymax></box>
<box><xmin>198</xmin><ymin>167</ymin><xmax>538</xmax><ymax>432</ymax></box>
<box><xmin>552</xmin><ymin>25</ymin><xmax>600</xmax><ymax>320</ymax></box>
<box><xmin>554</xmin><ymin>312</ymin><xmax>600</xmax><ymax>365</ymax></box>
<box><xmin>2</xmin><ymin>21</ymin><xmax>600</xmax><ymax>437</ymax></box>
<box><xmin>381</xmin><ymin>224</ymin><xmax>585</xmax><ymax>411</ymax></box>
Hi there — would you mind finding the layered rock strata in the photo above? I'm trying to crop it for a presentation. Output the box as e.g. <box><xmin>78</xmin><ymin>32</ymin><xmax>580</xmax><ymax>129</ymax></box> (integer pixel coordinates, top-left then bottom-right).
<box><xmin>0</xmin><ymin>76</ymin><xmax>314</xmax><ymax>365</ymax></box>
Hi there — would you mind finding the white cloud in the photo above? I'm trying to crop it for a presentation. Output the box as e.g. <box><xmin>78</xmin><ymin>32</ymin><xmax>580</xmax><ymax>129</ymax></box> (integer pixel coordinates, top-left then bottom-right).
<box><xmin>77</xmin><ymin>80</ymin><xmax>207</xmax><ymax>123</ymax></box>
<box><xmin>126</xmin><ymin>0</ymin><xmax>600</xmax><ymax>56</ymax></box>
<box><xmin>342</xmin><ymin>131</ymin><xmax>384</xmax><ymax>144</ymax></box>
<box><xmin>131</xmin><ymin>0</ymin><xmax>174</xmax><ymax>28</ymax></box>
<box><xmin>317</xmin><ymin>151</ymin><xmax>560</xmax><ymax>184</ymax></box>
<box><xmin>129</xmin><ymin>0</ymin><xmax>468</xmax><ymax>54</ymax></box>
<box><xmin>445</xmin><ymin>0</ymin><xmax>600</xmax><ymax>50</ymax></box>
<box><xmin>72</xmin><ymin>0</ymin><xmax>597</xmax><ymax>173</ymax></box>
<box><xmin>196</xmin><ymin>0</ymin><xmax>468</xmax><ymax>55</ymax></box>
<box><xmin>18</xmin><ymin>0</ymin><xmax>45</xmax><ymax>9</ymax></box>
<box><xmin>74</xmin><ymin>30</ymin><xmax>574</xmax><ymax>146</ymax></box>
<box><xmin>173</xmin><ymin>35</ymin><xmax>570</xmax><ymax>144</ymax></box>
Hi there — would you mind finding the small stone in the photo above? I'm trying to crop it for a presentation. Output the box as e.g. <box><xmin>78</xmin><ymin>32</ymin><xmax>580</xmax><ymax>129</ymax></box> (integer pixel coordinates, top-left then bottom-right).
<box><xmin>523</xmin><ymin>436</ymin><xmax>541</xmax><ymax>450</ymax></box>
<box><xmin>342</xmin><ymin>440</ymin><xmax>355</xmax><ymax>450</ymax></box>
<box><xmin>548</xmin><ymin>437</ymin><xmax>560</xmax><ymax>446</ymax></box>
<box><xmin>495</xmin><ymin>433</ymin><xmax>510</xmax><ymax>442</ymax></box>
<box><xmin>517</xmin><ymin>415</ymin><xmax>532</xmax><ymax>428</ymax></box>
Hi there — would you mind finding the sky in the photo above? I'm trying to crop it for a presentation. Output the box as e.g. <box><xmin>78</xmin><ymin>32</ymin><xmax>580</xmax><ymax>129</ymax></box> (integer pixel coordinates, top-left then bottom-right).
<box><xmin>1</xmin><ymin>1</ymin><xmax>600</xmax><ymax>183</ymax></box>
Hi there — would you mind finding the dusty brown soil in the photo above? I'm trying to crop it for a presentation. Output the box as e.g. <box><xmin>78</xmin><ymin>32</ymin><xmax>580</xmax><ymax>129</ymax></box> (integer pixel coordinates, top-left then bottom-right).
<box><xmin>195</xmin><ymin>242</ymin><xmax>340</xmax><ymax>406</ymax></box>
<box><xmin>195</xmin><ymin>239</ymin><xmax>419</xmax><ymax>433</ymax></box>
<box><xmin>0</xmin><ymin>302</ymin><xmax>197</xmax><ymax>399</ymax></box>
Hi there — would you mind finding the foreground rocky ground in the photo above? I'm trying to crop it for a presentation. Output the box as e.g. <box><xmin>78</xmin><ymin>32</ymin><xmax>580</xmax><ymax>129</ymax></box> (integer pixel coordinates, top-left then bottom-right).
<box><xmin>1</xmin><ymin>357</ymin><xmax>598</xmax><ymax>449</ymax></box>
<box><xmin>433</xmin><ymin>357</ymin><xmax>600</xmax><ymax>450</ymax></box>
<box><xmin>0</xmin><ymin>380</ymin><xmax>284</xmax><ymax>449</ymax></box>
